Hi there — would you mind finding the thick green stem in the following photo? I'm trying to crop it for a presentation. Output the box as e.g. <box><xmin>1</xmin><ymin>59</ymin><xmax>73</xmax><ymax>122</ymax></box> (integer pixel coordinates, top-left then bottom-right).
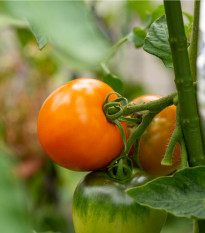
<box><xmin>164</xmin><ymin>0</ymin><xmax>205</xmax><ymax>166</ymax></box>
<box><xmin>189</xmin><ymin>0</ymin><xmax>200</xmax><ymax>81</ymax></box>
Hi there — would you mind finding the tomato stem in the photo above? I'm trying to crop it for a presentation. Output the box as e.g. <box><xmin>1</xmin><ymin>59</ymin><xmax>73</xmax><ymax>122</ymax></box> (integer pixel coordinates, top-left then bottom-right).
<box><xmin>113</xmin><ymin>120</ymin><xmax>127</xmax><ymax>152</ymax></box>
<box><xmin>105</xmin><ymin>91</ymin><xmax>177</xmax><ymax>120</ymax></box>
<box><xmin>131</xmin><ymin>139</ymin><xmax>141</xmax><ymax>169</ymax></box>
<box><xmin>180</xmin><ymin>138</ymin><xmax>188</xmax><ymax>169</ymax></box>
<box><xmin>123</xmin><ymin>112</ymin><xmax>156</xmax><ymax>156</ymax></box>
<box><xmin>164</xmin><ymin>0</ymin><xmax>205</xmax><ymax>166</ymax></box>
<box><xmin>161</xmin><ymin>128</ymin><xmax>181</xmax><ymax>166</ymax></box>
<box><xmin>188</xmin><ymin>0</ymin><xmax>200</xmax><ymax>81</ymax></box>
<box><xmin>107</xmin><ymin>156</ymin><xmax>133</xmax><ymax>181</ymax></box>
<box><xmin>161</xmin><ymin>106</ymin><xmax>187</xmax><ymax>168</ymax></box>
<box><xmin>118</xmin><ymin>117</ymin><xmax>141</xmax><ymax>124</ymax></box>
<box><xmin>104</xmin><ymin>36</ymin><xmax>128</xmax><ymax>63</ymax></box>
<box><xmin>100</xmin><ymin>62</ymin><xmax>111</xmax><ymax>75</ymax></box>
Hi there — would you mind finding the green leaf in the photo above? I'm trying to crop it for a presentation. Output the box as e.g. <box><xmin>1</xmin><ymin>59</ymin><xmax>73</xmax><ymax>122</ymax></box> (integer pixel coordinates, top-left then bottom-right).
<box><xmin>123</xmin><ymin>83</ymin><xmax>145</xmax><ymax>101</ymax></box>
<box><xmin>151</xmin><ymin>5</ymin><xmax>165</xmax><ymax>22</ymax></box>
<box><xmin>29</xmin><ymin>21</ymin><xmax>47</xmax><ymax>50</ymax></box>
<box><xmin>0</xmin><ymin>147</ymin><xmax>31</xmax><ymax>232</ymax></box>
<box><xmin>183</xmin><ymin>11</ymin><xmax>193</xmax><ymax>24</ymax></box>
<box><xmin>126</xmin><ymin>166</ymin><xmax>205</xmax><ymax>219</ymax></box>
<box><xmin>127</xmin><ymin>27</ymin><xmax>146</xmax><ymax>48</ymax></box>
<box><xmin>142</xmin><ymin>5</ymin><xmax>165</xmax><ymax>30</ymax></box>
<box><xmin>5</xmin><ymin>1</ymin><xmax>110</xmax><ymax>68</ymax></box>
<box><xmin>35</xmin><ymin>232</ymin><xmax>61</xmax><ymax>233</ymax></box>
<box><xmin>143</xmin><ymin>15</ymin><xmax>173</xmax><ymax>68</ymax></box>
<box><xmin>103</xmin><ymin>74</ymin><xmax>123</xmax><ymax>95</ymax></box>
<box><xmin>183</xmin><ymin>12</ymin><xmax>193</xmax><ymax>39</ymax></box>
<box><xmin>127</xmin><ymin>0</ymin><xmax>155</xmax><ymax>21</ymax></box>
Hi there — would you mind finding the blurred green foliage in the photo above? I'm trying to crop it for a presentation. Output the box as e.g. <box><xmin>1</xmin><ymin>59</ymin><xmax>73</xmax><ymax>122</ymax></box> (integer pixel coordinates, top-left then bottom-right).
<box><xmin>5</xmin><ymin>1</ymin><xmax>110</xmax><ymax>69</ymax></box>
<box><xmin>0</xmin><ymin>147</ymin><xmax>31</xmax><ymax>233</ymax></box>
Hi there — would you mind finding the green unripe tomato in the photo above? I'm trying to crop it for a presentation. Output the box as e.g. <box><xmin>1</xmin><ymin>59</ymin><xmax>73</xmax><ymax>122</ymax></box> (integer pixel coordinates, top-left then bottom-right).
<box><xmin>72</xmin><ymin>169</ymin><xmax>167</xmax><ymax>233</ymax></box>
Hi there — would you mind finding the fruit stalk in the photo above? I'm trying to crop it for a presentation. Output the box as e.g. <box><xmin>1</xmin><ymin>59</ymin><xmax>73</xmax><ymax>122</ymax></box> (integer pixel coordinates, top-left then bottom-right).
<box><xmin>105</xmin><ymin>92</ymin><xmax>177</xmax><ymax>117</ymax></box>
<box><xmin>164</xmin><ymin>0</ymin><xmax>205</xmax><ymax>166</ymax></box>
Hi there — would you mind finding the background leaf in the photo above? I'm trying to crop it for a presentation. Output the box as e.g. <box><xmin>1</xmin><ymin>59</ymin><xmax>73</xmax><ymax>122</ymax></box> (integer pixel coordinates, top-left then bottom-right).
<box><xmin>127</xmin><ymin>0</ymin><xmax>155</xmax><ymax>21</ymax></box>
<box><xmin>151</xmin><ymin>5</ymin><xmax>165</xmax><ymax>23</ymax></box>
<box><xmin>0</xmin><ymin>147</ymin><xmax>31</xmax><ymax>232</ymax></box>
<box><xmin>183</xmin><ymin>12</ymin><xmax>193</xmax><ymax>40</ymax></box>
<box><xmin>103</xmin><ymin>74</ymin><xmax>123</xmax><ymax>95</ymax></box>
<box><xmin>29</xmin><ymin>22</ymin><xmax>47</xmax><ymax>50</ymax></box>
<box><xmin>5</xmin><ymin>1</ymin><xmax>110</xmax><ymax>68</ymax></box>
<box><xmin>126</xmin><ymin>166</ymin><xmax>205</xmax><ymax>219</ymax></box>
<box><xmin>143</xmin><ymin>15</ymin><xmax>173</xmax><ymax>68</ymax></box>
<box><xmin>123</xmin><ymin>83</ymin><xmax>145</xmax><ymax>101</ymax></box>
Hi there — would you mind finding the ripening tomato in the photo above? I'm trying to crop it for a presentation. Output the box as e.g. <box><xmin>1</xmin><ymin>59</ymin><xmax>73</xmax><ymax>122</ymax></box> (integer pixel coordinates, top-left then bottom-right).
<box><xmin>72</xmin><ymin>169</ymin><xmax>167</xmax><ymax>233</ymax></box>
<box><xmin>129</xmin><ymin>95</ymin><xmax>181</xmax><ymax>176</ymax></box>
<box><xmin>37</xmin><ymin>78</ymin><xmax>126</xmax><ymax>171</ymax></box>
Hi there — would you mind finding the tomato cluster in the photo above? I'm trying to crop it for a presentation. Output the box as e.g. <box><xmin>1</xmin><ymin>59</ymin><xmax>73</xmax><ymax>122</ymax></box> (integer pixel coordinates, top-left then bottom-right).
<box><xmin>38</xmin><ymin>78</ymin><xmax>181</xmax><ymax>233</ymax></box>
<box><xmin>38</xmin><ymin>78</ymin><xmax>181</xmax><ymax>175</ymax></box>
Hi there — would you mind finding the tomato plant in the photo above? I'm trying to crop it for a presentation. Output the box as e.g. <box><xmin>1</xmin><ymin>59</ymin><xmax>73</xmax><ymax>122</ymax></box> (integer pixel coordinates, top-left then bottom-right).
<box><xmin>2</xmin><ymin>0</ymin><xmax>205</xmax><ymax>233</ymax></box>
<box><xmin>129</xmin><ymin>95</ymin><xmax>181</xmax><ymax>176</ymax></box>
<box><xmin>72</xmin><ymin>169</ymin><xmax>167</xmax><ymax>233</ymax></box>
<box><xmin>37</xmin><ymin>78</ymin><xmax>126</xmax><ymax>171</ymax></box>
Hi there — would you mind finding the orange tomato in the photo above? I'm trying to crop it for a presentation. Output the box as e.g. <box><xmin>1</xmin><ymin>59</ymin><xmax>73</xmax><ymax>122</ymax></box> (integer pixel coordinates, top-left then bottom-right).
<box><xmin>129</xmin><ymin>95</ymin><xmax>181</xmax><ymax>176</ymax></box>
<box><xmin>37</xmin><ymin>78</ymin><xmax>125</xmax><ymax>171</ymax></box>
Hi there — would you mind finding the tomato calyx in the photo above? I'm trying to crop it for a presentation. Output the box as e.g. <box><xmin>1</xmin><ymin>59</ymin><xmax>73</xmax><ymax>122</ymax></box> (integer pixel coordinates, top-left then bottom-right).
<box><xmin>107</xmin><ymin>155</ymin><xmax>133</xmax><ymax>181</ymax></box>
<box><xmin>103</xmin><ymin>92</ymin><xmax>127</xmax><ymax>121</ymax></box>
<box><xmin>103</xmin><ymin>92</ymin><xmax>140</xmax><ymax>181</ymax></box>
<box><xmin>103</xmin><ymin>92</ymin><xmax>141</xmax><ymax>124</ymax></box>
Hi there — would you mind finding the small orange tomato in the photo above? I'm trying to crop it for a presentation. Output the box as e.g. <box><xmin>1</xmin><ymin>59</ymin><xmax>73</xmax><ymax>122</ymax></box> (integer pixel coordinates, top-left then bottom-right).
<box><xmin>37</xmin><ymin>78</ymin><xmax>126</xmax><ymax>171</ymax></box>
<box><xmin>129</xmin><ymin>95</ymin><xmax>181</xmax><ymax>176</ymax></box>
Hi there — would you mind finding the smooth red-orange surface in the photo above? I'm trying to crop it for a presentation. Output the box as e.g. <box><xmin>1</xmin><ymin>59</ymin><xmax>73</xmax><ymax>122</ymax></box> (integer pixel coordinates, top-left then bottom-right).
<box><xmin>130</xmin><ymin>95</ymin><xmax>181</xmax><ymax>176</ymax></box>
<box><xmin>37</xmin><ymin>78</ymin><xmax>125</xmax><ymax>171</ymax></box>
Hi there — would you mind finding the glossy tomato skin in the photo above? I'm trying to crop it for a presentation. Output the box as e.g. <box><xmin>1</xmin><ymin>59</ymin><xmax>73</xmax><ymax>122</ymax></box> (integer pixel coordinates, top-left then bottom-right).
<box><xmin>130</xmin><ymin>95</ymin><xmax>181</xmax><ymax>176</ymax></box>
<box><xmin>37</xmin><ymin>78</ymin><xmax>126</xmax><ymax>171</ymax></box>
<box><xmin>72</xmin><ymin>169</ymin><xmax>167</xmax><ymax>233</ymax></box>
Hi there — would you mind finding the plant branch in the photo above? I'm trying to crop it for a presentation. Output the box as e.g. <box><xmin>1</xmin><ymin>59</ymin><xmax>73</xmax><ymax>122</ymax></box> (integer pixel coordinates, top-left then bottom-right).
<box><xmin>124</xmin><ymin>92</ymin><xmax>176</xmax><ymax>115</ymax></box>
<box><xmin>161</xmin><ymin>106</ymin><xmax>181</xmax><ymax>166</ymax></box>
<box><xmin>122</xmin><ymin>112</ymin><xmax>156</xmax><ymax>155</ymax></box>
<box><xmin>105</xmin><ymin>36</ymin><xmax>128</xmax><ymax>63</ymax></box>
<box><xmin>161</xmin><ymin>105</ymin><xmax>187</xmax><ymax>168</ymax></box>
<box><xmin>189</xmin><ymin>0</ymin><xmax>200</xmax><ymax>81</ymax></box>
<box><xmin>164</xmin><ymin>0</ymin><xmax>205</xmax><ymax>166</ymax></box>
<box><xmin>105</xmin><ymin>92</ymin><xmax>177</xmax><ymax>119</ymax></box>
<box><xmin>180</xmin><ymin>138</ymin><xmax>188</xmax><ymax>168</ymax></box>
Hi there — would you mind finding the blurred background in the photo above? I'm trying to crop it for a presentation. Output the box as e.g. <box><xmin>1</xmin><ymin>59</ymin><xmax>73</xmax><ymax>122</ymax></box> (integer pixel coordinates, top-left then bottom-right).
<box><xmin>0</xmin><ymin>1</ymin><xmax>195</xmax><ymax>233</ymax></box>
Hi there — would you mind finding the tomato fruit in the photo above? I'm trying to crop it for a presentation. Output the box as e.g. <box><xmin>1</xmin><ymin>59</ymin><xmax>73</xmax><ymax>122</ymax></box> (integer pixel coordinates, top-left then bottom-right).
<box><xmin>72</xmin><ymin>169</ymin><xmax>167</xmax><ymax>233</ymax></box>
<box><xmin>37</xmin><ymin>78</ymin><xmax>126</xmax><ymax>171</ymax></box>
<box><xmin>129</xmin><ymin>95</ymin><xmax>181</xmax><ymax>176</ymax></box>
